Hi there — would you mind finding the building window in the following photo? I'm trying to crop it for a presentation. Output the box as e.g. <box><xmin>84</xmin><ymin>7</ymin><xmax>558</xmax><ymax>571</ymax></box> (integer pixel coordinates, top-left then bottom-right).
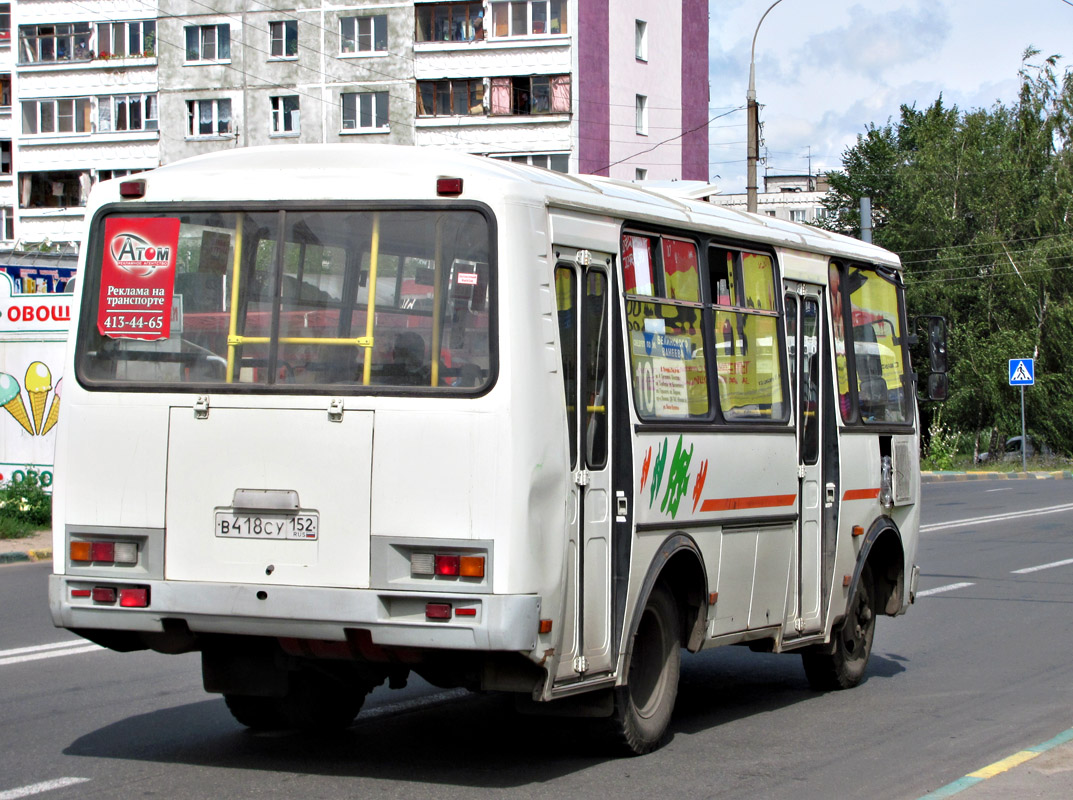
<box><xmin>635</xmin><ymin>168</ymin><xmax>647</xmax><ymax>181</ymax></box>
<box><xmin>489</xmin><ymin>75</ymin><xmax>570</xmax><ymax>115</ymax></box>
<box><xmin>1</xmin><ymin>140</ymin><xmax>10</xmax><ymax>175</ymax></box>
<box><xmin>185</xmin><ymin>24</ymin><xmax>230</xmax><ymax>62</ymax></box>
<box><xmin>635</xmin><ymin>94</ymin><xmax>648</xmax><ymax>135</ymax></box>
<box><xmin>340</xmin><ymin>16</ymin><xmax>387</xmax><ymax>54</ymax></box>
<box><xmin>19</xmin><ymin>171</ymin><xmax>88</xmax><ymax>208</ymax></box>
<box><xmin>416</xmin><ymin>3</ymin><xmax>485</xmax><ymax>43</ymax></box>
<box><xmin>0</xmin><ymin>5</ymin><xmax>9</xmax><ymax>45</ymax></box>
<box><xmin>0</xmin><ymin>207</ymin><xmax>13</xmax><ymax>242</ymax></box>
<box><xmin>490</xmin><ymin>1</ymin><xmax>567</xmax><ymax>36</ymax></box>
<box><xmin>98</xmin><ymin>94</ymin><xmax>158</xmax><ymax>132</ymax></box>
<box><xmin>97</xmin><ymin>20</ymin><xmax>155</xmax><ymax>58</ymax></box>
<box><xmin>96</xmin><ymin>168</ymin><xmax>146</xmax><ymax>183</ymax></box>
<box><xmin>22</xmin><ymin>98</ymin><xmax>93</xmax><ymax>134</ymax></box>
<box><xmin>271</xmin><ymin>95</ymin><xmax>300</xmax><ymax>134</ymax></box>
<box><xmin>186</xmin><ymin>99</ymin><xmax>233</xmax><ymax>137</ymax></box>
<box><xmin>0</xmin><ymin>74</ymin><xmax>9</xmax><ymax>107</ymax></box>
<box><xmin>19</xmin><ymin>23</ymin><xmax>92</xmax><ymax>63</ymax></box>
<box><xmin>417</xmin><ymin>80</ymin><xmax>484</xmax><ymax>117</ymax></box>
<box><xmin>270</xmin><ymin>20</ymin><xmax>298</xmax><ymax>57</ymax></box>
<box><xmin>341</xmin><ymin>92</ymin><xmax>388</xmax><ymax>131</ymax></box>
<box><xmin>493</xmin><ymin>153</ymin><xmax>569</xmax><ymax>172</ymax></box>
<box><xmin>635</xmin><ymin>20</ymin><xmax>647</xmax><ymax>61</ymax></box>
<box><xmin>789</xmin><ymin>208</ymin><xmax>807</xmax><ymax>223</ymax></box>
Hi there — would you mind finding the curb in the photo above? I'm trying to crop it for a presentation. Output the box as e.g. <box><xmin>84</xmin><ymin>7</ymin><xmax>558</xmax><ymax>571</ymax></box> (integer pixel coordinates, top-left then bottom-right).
<box><xmin>922</xmin><ymin>471</ymin><xmax>1073</xmax><ymax>483</ymax></box>
<box><xmin>0</xmin><ymin>547</ymin><xmax>52</xmax><ymax>564</ymax></box>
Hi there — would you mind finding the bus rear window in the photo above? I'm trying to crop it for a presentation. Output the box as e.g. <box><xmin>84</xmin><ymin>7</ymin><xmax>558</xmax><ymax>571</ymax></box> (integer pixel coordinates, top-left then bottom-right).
<box><xmin>78</xmin><ymin>208</ymin><xmax>493</xmax><ymax>392</ymax></box>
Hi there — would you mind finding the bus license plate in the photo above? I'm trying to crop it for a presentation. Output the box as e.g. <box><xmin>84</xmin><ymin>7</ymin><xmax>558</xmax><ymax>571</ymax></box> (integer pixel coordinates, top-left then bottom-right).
<box><xmin>215</xmin><ymin>512</ymin><xmax>319</xmax><ymax>540</ymax></box>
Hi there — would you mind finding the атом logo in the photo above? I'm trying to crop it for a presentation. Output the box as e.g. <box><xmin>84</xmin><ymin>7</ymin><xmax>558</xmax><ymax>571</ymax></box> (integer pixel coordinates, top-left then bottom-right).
<box><xmin>110</xmin><ymin>233</ymin><xmax>172</xmax><ymax>277</ymax></box>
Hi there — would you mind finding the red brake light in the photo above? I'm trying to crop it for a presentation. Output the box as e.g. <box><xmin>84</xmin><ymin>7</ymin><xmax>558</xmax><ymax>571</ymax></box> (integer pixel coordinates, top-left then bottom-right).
<box><xmin>119</xmin><ymin>587</ymin><xmax>150</xmax><ymax>608</ymax></box>
<box><xmin>119</xmin><ymin>180</ymin><xmax>146</xmax><ymax>198</ymax></box>
<box><xmin>90</xmin><ymin>542</ymin><xmax>115</xmax><ymax>563</ymax></box>
<box><xmin>435</xmin><ymin>555</ymin><xmax>460</xmax><ymax>576</ymax></box>
<box><xmin>426</xmin><ymin>602</ymin><xmax>452</xmax><ymax>620</ymax></box>
<box><xmin>436</xmin><ymin>177</ymin><xmax>463</xmax><ymax>196</ymax></box>
<box><xmin>92</xmin><ymin>587</ymin><xmax>117</xmax><ymax>604</ymax></box>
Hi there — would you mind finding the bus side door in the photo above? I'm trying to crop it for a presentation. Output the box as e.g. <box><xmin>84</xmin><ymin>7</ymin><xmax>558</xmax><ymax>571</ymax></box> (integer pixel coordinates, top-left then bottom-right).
<box><xmin>554</xmin><ymin>255</ymin><xmax>614</xmax><ymax>681</ymax></box>
<box><xmin>784</xmin><ymin>283</ymin><xmax>826</xmax><ymax>635</ymax></box>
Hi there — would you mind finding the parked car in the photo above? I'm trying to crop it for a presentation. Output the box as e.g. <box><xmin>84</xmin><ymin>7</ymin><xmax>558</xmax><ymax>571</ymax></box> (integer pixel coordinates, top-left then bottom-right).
<box><xmin>975</xmin><ymin>435</ymin><xmax>1053</xmax><ymax>464</ymax></box>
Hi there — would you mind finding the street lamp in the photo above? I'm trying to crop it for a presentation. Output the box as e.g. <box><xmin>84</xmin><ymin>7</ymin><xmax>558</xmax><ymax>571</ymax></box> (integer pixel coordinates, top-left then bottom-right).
<box><xmin>747</xmin><ymin>0</ymin><xmax>786</xmax><ymax>213</ymax></box>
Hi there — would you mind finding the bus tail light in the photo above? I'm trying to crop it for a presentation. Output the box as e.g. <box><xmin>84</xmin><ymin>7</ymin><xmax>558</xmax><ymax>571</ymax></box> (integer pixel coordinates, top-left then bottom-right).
<box><xmin>409</xmin><ymin>551</ymin><xmax>486</xmax><ymax>580</ymax></box>
<box><xmin>436</xmin><ymin>177</ymin><xmax>463</xmax><ymax>196</ymax></box>
<box><xmin>119</xmin><ymin>587</ymin><xmax>150</xmax><ymax>608</ymax></box>
<box><xmin>70</xmin><ymin>540</ymin><xmax>138</xmax><ymax>565</ymax></box>
<box><xmin>435</xmin><ymin>555</ymin><xmax>460</xmax><ymax>576</ymax></box>
<box><xmin>426</xmin><ymin>602</ymin><xmax>452</xmax><ymax>620</ymax></box>
<box><xmin>92</xmin><ymin>587</ymin><xmax>117</xmax><ymax>604</ymax></box>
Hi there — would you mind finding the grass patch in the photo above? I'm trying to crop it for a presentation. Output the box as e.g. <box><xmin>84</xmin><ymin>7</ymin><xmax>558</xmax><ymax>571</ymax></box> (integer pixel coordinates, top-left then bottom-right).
<box><xmin>0</xmin><ymin>471</ymin><xmax>51</xmax><ymax>540</ymax></box>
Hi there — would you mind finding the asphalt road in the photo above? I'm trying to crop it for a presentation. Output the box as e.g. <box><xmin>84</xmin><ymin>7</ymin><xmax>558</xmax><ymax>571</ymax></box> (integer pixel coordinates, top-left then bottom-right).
<box><xmin>2</xmin><ymin>478</ymin><xmax>1072</xmax><ymax>799</ymax></box>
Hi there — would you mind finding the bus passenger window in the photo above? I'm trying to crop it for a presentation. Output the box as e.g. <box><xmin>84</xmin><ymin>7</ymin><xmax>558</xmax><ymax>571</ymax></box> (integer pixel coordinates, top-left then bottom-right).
<box><xmin>710</xmin><ymin>247</ymin><xmax>786</xmax><ymax>422</ymax></box>
<box><xmin>622</xmin><ymin>234</ymin><xmax>656</xmax><ymax>296</ymax></box>
<box><xmin>661</xmin><ymin>238</ymin><xmax>700</xmax><ymax>302</ymax></box>
<box><xmin>847</xmin><ymin>267</ymin><xmax>909</xmax><ymax>423</ymax></box>
<box><xmin>709</xmin><ymin>247</ymin><xmax>736</xmax><ymax>305</ymax></box>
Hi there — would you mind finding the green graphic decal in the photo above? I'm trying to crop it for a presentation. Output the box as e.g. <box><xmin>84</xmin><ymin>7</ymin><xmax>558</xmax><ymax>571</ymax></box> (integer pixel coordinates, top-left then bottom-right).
<box><xmin>648</xmin><ymin>437</ymin><xmax>668</xmax><ymax>509</ymax></box>
<box><xmin>660</xmin><ymin>435</ymin><xmax>694</xmax><ymax>519</ymax></box>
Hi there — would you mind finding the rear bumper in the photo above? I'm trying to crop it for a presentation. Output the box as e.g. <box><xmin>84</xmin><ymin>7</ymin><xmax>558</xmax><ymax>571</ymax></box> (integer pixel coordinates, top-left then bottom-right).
<box><xmin>48</xmin><ymin>574</ymin><xmax>541</xmax><ymax>652</ymax></box>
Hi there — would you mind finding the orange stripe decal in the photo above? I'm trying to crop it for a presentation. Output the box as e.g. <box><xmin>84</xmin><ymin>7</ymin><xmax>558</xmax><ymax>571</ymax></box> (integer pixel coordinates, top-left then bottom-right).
<box><xmin>842</xmin><ymin>488</ymin><xmax>881</xmax><ymax>501</ymax></box>
<box><xmin>700</xmin><ymin>494</ymin><xmax>797</xmax><ymax>513</ymax></box>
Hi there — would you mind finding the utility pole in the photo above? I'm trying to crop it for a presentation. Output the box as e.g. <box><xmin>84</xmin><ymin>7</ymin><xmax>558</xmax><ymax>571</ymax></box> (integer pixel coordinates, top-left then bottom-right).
<box><xmin>747</xmin><ymin>0</ymin><xmax>786</xmax><ymax>213</ymax></box>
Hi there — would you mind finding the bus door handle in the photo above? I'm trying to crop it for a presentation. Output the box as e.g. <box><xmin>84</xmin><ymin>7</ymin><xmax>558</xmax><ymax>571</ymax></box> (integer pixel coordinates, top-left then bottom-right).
<box><xmin>825</xmin><ymin>483</ymin><xmax>836</xmax><ymax>506</ymax></box>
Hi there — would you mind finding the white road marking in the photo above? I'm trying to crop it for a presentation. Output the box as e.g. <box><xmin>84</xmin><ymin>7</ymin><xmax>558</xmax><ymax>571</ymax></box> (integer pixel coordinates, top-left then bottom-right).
<box><xmin>984</xmin><ymin>488</ymin><xmax>1013</xmax><ymax>493</ymax></box>
<box><xmin>916</xmin><ymin>582</ymin><xmax>975</xmax><ymax>598</ymax></box>
<box><xmin>1012</xmin><ymin>558</ymin><xmax>1073</xmax><ymax>575</ymax></box>
<box><xmin>0</xmin><ymin>779</ymin><xmax>91</xmax><ymax>800</ymax></box>
<box><xmin>920</xmin><ymin>502</ymin><xmax>1073</xmax><ymax>533</ymax></box>
<box><xmin>0</xmin><ymin>641</ymin><xmax>103</xmax><ymax>667</ymax></box>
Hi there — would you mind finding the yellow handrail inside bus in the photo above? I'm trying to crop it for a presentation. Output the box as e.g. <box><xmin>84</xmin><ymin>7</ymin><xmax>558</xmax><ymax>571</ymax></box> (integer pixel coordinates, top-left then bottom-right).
<box><xmin>225</xmin><ymin>215</ymin><xmax>245</xmax><ymax>383</ymax></box>
<box><xmin>430</xmin><ymin>215</ymin><xmax>444</xmax><ymax>387</ymax></box>
<box><xmin>361</xmin><ymin>213</ymin><xmax>381</xmax><ymax>386</ymax></box>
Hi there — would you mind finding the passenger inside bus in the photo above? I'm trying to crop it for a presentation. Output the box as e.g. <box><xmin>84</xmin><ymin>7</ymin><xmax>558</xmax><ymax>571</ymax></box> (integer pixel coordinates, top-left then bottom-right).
<box><xmin>391</xmin><ymin>331</ymin><xmax>431</xmax><ymax>386</ymax></box>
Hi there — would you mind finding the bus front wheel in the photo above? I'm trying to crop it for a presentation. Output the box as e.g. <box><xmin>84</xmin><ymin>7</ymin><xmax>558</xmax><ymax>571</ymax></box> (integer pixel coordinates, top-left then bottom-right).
<box><xmin>802</xmin><ymin>563</ymin><xmax>876</xmax><ymax>690</ymax></box>
<box><xmin>611</xmin><ymin>583</ymin><xmax>681</xmax><ymax>755</ymax></box>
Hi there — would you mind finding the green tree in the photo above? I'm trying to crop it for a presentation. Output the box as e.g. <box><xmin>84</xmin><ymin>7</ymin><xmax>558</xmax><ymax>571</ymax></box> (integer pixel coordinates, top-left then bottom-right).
<box><xmin>821</xmin><ymin>49</ymin><xmax>1073</xmax><ymax>456</ymax></box>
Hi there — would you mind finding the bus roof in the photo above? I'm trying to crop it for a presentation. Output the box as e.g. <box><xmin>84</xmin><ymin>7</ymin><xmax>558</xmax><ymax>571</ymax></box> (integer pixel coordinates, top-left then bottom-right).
<box><xmin>100</xmin><ymin>144</ymin><xmax>900</xmax><ymax>271</ymax></box>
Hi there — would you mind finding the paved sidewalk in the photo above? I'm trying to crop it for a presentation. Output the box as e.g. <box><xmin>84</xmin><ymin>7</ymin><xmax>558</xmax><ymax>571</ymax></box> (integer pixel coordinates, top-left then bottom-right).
<box><xmin>0</xmin><ymin>528</ymin><xmax>52</xmax><ymax>564</ymax></box>
<box><xmin>922</xmin><ymin>470</ymin><xmax>1073</xmax><ymax>482</ymax></box>
<box><xmin>919</xmin><ymin>730</ymin><xmax>1073</xmax><ymax>799</ymax></box>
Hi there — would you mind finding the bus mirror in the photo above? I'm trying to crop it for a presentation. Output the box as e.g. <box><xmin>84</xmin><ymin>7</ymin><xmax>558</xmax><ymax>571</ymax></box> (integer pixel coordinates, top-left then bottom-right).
<box><xmin>926</xmin><ymin>372</ymin><xmax>948</xmax><ymax>402</ymax></box>
<box><xmin>917</xmin><ymin>315</ymin><xmax>948</xmax><ymax>374</ymax></box>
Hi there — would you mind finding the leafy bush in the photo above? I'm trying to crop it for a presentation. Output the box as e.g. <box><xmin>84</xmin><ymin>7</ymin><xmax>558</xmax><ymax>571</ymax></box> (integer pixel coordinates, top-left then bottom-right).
<box><xmin>922</xmin><ymin>412</ymin><xmax>958</xmax><ymax>471</ymax></box>
<box><xmin>0</xmin><ymin>470</ymin><xmax>51</xmax><ymax>539</ymax></box>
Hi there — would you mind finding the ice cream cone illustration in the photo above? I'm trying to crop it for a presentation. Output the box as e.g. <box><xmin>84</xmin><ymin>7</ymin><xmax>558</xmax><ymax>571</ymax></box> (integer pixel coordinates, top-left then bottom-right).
<box><xmin>0</xmin><ymin>373</ymin><xmax>32</xmax><ymax>435</ymax></box>
<box><xmin>25</xmin><ymin>362</ymin><xmax>52</xmax><ymax>435</ymax></box>
<box><xmin>41</xmin><ymin>377</ymin><xmax>62</xmax><ymax>436</ymax></box>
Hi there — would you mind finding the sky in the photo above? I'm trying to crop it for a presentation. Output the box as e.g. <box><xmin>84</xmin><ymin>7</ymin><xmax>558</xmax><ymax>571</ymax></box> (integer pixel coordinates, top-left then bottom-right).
<box><xmin>706</xmin><ymin>0</ymin><xmax>1073</xmax><ymax>193</ymax></box>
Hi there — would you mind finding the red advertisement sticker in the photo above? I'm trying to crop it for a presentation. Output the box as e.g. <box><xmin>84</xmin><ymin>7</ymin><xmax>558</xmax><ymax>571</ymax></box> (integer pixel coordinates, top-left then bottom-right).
<box><xmin>98</xmin><ymin>218</ymin><xmax>180</xmax><ymax>341</ymax></box>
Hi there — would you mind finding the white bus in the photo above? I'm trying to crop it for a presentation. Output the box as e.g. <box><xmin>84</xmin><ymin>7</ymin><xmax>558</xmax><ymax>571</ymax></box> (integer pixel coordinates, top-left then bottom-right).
<box><xmin>49</xmin><ymin>146</ymin><xmax>946</xmax><ymax>754</ymax></box>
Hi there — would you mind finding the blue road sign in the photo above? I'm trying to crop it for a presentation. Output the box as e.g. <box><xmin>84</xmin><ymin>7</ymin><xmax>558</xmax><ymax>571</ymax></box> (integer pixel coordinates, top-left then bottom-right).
<box><xmin>1009</xmin><ymin>358</ymin><xmax>1035</xmax><ymax>386</ymax></box>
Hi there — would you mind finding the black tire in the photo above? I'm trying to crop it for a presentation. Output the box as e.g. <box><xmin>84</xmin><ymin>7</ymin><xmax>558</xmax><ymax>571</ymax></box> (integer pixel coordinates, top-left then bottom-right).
<box><xmin>611</xmin><ymin>584</ymin><xmax>681</xmax><ymax>755</ymax></box>
<box><xmin>802</xmin><ymin>563</ymin><xmax>876</xmax><ymax>690</ymax></box>
<box><xmin>280</xmin><ymin>670</ymin><xmax>368</xmax><ymax>731</ymax></box>
<box><xmin>223</xmin><ymin>694</ymin><xmax>286</xmax><ymax>731</ymax></box>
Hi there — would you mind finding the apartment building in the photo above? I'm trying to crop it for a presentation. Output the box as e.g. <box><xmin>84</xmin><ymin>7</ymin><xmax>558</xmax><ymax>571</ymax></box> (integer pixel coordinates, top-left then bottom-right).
<box><xmin>11</xmin><ymin>0</ymin><xmax>158</xmax><ymax>249</ymax></box>
<box><xmin>157</xmin><ymin>0</ymin><xmax>708</xmax><ymax>177</ymax></box>
<box><xmin>1</xmin><ymin>1</ymin><xmax>709</xmax><ymax>249</ymax></box>
<box><xmin>710</xmin><ymin>174</ymin><xmax>832</xmax><ymax>224</ymax></box>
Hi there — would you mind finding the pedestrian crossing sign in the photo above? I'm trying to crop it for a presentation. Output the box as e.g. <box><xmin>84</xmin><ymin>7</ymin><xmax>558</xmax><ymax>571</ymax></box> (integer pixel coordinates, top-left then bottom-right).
<box><xmin>1009</xmin><ymin>358</ymin><xmax>1034</xmax><ymax>386</ymax></box>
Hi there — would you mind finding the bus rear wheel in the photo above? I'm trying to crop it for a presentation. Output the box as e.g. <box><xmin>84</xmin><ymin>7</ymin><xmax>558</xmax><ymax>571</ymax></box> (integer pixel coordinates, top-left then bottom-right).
<box><xmin>611</xmin><ymin>584</ymin><xmax>681</xmax><ymax>755</ymax></box>
<box><xmin>802</xmin><ymin>563</ymin><xmax>876</xmax><ymax>690</ymax></box>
